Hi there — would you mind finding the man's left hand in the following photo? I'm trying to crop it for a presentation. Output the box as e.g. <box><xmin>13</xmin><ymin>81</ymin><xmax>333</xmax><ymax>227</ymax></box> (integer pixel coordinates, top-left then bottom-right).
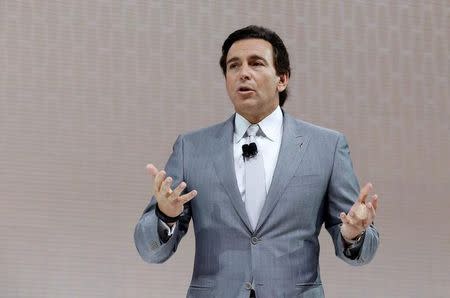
<box><xmin>340</xmin><ymin>183</ymin><xmax>378</xmax><ymax>241</ymax></box>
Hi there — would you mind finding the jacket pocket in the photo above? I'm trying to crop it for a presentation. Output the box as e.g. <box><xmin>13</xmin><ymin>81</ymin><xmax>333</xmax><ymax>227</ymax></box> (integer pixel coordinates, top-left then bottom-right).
<box><xmin>295</xmin><ymin>282</ymin><xmax>322</xmax><ymax>287</ymax></box>
<box><xmin>186</xmin><ymin>285</ymin><xmax>213</xmax><ymax>298</ymax></box>
<box><xmin>188</xmin><ymin>277</ymin><xmax>214</xmax><ymax>291</ymax></box>
<box><xmin>295</xmin><ymin>283</ymin><xmax>324</xmax><ymax>298</ymax></box>
<box><xmin>287</xmin><ymin>174</ymin><xmax>322</xmax><ymax>188</ymax></box>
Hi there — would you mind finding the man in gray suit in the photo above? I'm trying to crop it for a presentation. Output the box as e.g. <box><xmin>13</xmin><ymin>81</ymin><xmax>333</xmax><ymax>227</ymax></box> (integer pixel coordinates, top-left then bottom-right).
<box><xmin>134</xmin><ymin>26</ymin><xmax>379</xmax><ymax>298</ymax></box>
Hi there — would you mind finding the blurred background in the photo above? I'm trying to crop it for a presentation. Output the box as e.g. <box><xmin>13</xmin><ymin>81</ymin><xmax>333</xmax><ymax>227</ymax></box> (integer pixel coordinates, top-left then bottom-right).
<box><xmin>1</xmin><ymin>1</ymin><xmax>449</xmax><ymax>297</ymax></box>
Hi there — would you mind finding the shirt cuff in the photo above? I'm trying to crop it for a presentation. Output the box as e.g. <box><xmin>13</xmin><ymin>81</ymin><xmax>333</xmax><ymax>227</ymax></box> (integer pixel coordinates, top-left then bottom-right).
<box><xmin>342</xmin><ymin>231</ymin><xmax>366</xmax><ymax>260</ymax></box>
<box><xmin>159</xmin><ymin>219</ymin><xmax>176</xmax><ymax>236</ymax></box>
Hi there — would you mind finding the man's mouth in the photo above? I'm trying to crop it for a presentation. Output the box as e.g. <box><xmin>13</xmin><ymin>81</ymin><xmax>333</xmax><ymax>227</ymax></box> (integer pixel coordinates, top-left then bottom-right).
<box><xmin>237</xmin><ymin>87</ymin><xmax>255</xmax><ymax>93</ymax></box>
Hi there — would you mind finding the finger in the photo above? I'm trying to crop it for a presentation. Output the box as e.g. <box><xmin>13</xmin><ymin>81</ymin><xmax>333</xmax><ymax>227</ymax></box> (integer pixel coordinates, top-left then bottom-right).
<box><xmin>348</xmin><ymin>210</ymin><xmax>355</xmax><ymax>218</ymax></box>
<box><xmin>340</xmin><ymin>212</ymin><xmax>351</xmax><ymax>225</ymax></box>
<box><xmin>358</xmin><ymin>182</ymin><xmax>373</xmax><ymax>203</ymax></box>
<box><xmin>367</xmin><ymin>201</ymin><xmax>376</xmax><ymax>224</ymax></box>
<box><xmin>154</xmin><ymin>170</ymin><xmax>167</xmax><ymax>192</ymax></box>
<box><xmin>178</xmin><ymin>190</ymin><xmax>198</xmax><ymax>204</ymax></box>
<box><xmin>146</xmin><ymin>164</ymin><xmax>159</xmax><ymax>177</ymax></box>
<box><xmin>170</xmin><ymin>181</ymin><xmax>187</xmax><ymax>200</ymax></box>
<box><xmin>160</xmin><ymin>176</ymin><xmax>173</xmax><ymax>195</ymax></box>
<box><xmin>371</xmin><ymin>194</ymin><xmax>378</xmax><ymax>211</ymax></box>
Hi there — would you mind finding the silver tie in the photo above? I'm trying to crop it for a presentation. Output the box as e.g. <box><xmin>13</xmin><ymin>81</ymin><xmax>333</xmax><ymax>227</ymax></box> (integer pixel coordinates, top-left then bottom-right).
<box><xmin>244</xmin><ymin>124</ymin><xmax>266</xmax><ymax>230</ymax></box>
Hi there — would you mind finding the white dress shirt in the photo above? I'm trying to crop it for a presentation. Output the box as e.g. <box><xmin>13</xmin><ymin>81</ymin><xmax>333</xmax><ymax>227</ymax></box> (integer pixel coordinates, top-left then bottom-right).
<box><xmin>160</xmin><ymin>106</ymin><xmax>284</xmax><ymax>236</ymax></box>
<box><xmin>233</xmin><ymin>106</ymin><xmax>283</xmax><ymax>202</ymax></box>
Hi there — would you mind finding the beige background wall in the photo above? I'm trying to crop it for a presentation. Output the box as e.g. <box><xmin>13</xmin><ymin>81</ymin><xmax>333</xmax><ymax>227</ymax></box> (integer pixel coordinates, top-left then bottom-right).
<box><xmin>1</xmin><ymin>1</ymin><xmax>449</xmax><ymax>297</ymax></box>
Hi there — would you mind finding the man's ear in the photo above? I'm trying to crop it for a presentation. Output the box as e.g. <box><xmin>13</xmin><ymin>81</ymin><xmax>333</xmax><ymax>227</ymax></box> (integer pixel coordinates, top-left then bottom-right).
<box><xmin>277</xmin><ymin>74</ymin><xmax>289</xmax><ymax>92</ymax></box>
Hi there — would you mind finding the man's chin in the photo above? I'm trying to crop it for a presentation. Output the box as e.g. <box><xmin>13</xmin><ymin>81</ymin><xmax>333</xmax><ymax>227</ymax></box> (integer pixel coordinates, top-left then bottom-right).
<box><xmin>234</xmin><ymin>94</ymin><xmax>255</xmax><ymax>103</ymax></box>
<box><xmin>235</xmin><ymin>98</ymin><xmax>260</xmax><ymax>110</ymax></box>
<box><xmin>234</xmin><ymin>101</ymin><xmax>264</xmax><ymax>115</ymax></box>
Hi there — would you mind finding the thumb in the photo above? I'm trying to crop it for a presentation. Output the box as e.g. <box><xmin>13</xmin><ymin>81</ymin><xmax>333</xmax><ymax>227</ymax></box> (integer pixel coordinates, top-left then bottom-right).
<box><xmin>146</xmin><ymin>163</ymin><xmax>159</xmax><ymax>176</ymax></box>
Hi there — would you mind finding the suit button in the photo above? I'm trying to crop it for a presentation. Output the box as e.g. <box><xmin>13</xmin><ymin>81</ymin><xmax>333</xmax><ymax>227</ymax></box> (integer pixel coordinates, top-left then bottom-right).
<box><xmin>251</xmin><ymin>237</ymin><xmax>259</xmax><ymax>245</ymax></box>
<box><xmin>244</xmin><ymin>282</ymin><xmax>253</xmax><ymax>290</ymax></box>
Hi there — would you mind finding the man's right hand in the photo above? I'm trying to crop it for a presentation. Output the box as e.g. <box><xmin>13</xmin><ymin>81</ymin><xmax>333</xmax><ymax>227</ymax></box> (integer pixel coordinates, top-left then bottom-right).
<box><xmin>146</xmin><ymin>164</ymin><xmax>197</xmax><ymax>222</ymax></box>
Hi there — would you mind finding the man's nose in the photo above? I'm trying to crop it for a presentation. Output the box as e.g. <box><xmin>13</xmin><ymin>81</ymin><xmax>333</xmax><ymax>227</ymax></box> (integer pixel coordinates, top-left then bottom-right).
<box><xmin>239</xmin><ymin>64</ymin><xmax>251</xmax><ymax>81</ymax></box>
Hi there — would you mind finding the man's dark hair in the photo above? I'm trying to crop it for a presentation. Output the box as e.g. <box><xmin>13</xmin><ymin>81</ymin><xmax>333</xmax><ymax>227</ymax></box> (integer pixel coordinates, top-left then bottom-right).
<box><xmin>219</xmin><ymin>25</ymin><xmax>291</xmax><ymax>106</ymax></box>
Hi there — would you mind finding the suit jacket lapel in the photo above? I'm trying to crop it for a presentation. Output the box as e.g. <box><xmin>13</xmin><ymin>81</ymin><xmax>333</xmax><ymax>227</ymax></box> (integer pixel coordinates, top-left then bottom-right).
<box><xmin>212</xmin><ymin>115</ymin><xmax>253</xmax><ymax>232</ymax></box>
<box><xmin>255</xmin><ymin>112</ymin><xmax>310</xmax><ymax>232</ymax></box>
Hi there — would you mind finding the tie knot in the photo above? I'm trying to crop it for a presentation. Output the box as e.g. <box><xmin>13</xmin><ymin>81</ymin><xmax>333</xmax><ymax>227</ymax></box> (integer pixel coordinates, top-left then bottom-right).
<box><xmin>246</xmin><ymin>124</ymin><xmax>259</xmax><ymax>137</ymax></box>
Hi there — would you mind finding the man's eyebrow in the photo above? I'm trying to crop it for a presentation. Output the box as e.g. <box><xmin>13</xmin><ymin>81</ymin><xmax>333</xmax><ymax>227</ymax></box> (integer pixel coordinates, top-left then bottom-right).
<box><xmin>226</xmin><ymin>55</ymin><xmax>268</xmax><ymax>65</ymax></box>
<box><xmin>248</xmin><ymin>55</ymin><xmax>267</xmax><ymax>63</ymax></box>
<box><xmin>226</xmin><ymin>57</ymin><xmax>240</xmax><ymax>65</ymax></box>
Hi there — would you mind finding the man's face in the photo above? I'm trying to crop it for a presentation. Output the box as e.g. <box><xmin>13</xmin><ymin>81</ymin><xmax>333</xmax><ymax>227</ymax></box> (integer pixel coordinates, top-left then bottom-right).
<box><xmin>225</xmin><ymin>38</ymin><xmax>288</xmax><ymax>123</ymax></box>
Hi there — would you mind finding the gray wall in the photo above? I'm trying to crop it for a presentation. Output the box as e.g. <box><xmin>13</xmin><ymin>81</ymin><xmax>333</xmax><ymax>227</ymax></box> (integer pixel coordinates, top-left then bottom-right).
<box><xmin>1</xmin><ymin>1</ymin><xmax>449</xmax><ymax>297</ymax></box>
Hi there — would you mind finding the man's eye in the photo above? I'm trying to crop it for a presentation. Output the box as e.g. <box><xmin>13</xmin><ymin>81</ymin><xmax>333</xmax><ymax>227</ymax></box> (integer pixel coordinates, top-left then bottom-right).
<box><xmin>252</xmin><ymin>61</ymin><xmax>264</xmax><ymax>66</ymax></box>
<box><xmin>228</xmin><ymin>64</ymin><xmax>238</xmax><ymax>69</ymax></box>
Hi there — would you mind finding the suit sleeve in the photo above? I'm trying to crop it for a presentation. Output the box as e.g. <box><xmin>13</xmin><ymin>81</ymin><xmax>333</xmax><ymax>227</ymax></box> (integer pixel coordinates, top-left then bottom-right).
<box><xmin>325</xmin><ymin>133</ymin><xmax>379</xmax><ymax>266</ymax></box>
<box><xmin>134</xmin><ymin>135</ymin><xmax>192</xmax><ymax>264</ymax></box>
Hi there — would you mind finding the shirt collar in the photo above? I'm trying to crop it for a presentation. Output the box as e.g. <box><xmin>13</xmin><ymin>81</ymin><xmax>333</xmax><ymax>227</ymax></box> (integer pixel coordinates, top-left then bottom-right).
<box><xmin>234</xmin><ymin>106</ymin><xmax>283</xmax><ymax>143</ymax></box>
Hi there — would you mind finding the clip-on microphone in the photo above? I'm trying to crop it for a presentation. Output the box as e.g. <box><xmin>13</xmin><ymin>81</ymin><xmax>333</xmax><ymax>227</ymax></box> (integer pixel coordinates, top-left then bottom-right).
<box><xmin>242</xmin><ymin>142</ymin><xmax>258</xmax><ymax>159</ymax></box>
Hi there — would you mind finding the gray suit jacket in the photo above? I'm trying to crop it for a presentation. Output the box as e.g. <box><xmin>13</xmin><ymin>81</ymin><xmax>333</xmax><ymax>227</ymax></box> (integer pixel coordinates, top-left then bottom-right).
<box><xmin>134</xmin><ymin>111</ymin><xmax>379</xmax><ymax>298</ymax></box>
